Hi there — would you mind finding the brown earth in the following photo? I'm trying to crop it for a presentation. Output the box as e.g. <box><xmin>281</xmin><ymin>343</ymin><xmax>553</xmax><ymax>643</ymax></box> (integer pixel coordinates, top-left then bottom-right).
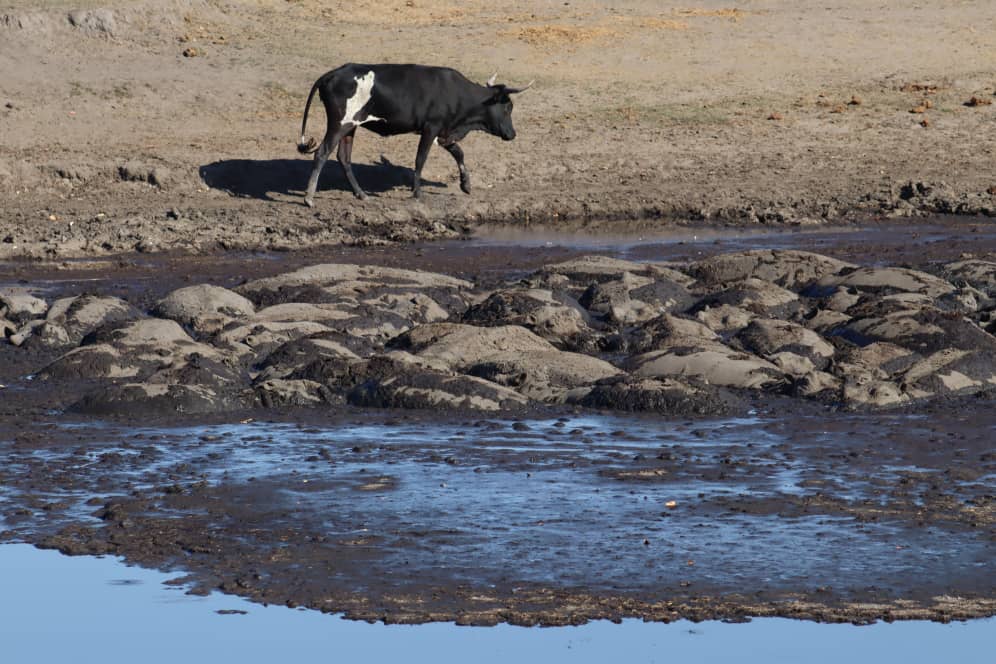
<box><xmin>2</xmin><ymin>0</ymin><xmax>996</xmax><ymax>258</ymax></box>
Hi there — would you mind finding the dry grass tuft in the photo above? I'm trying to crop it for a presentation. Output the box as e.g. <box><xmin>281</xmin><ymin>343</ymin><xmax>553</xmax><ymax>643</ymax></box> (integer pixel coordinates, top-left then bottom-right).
<box><xmin>508</xmin><ymin>25</ymin><xmax>618</xmax><ymax>46</ymax></box>
<box><xmin>900</xmin><ymin>82</ymin><xmax>941</xmax><ymax>94</ymax></box>
<box><xmin>674</xmin><ymin>8</ymin><xmax>748</xmax><ymax>20</ymax></box>
<box><xmin>635</xmin><ymin>18</ymin><xmax>689</xmax><ymax>30</ymax></box>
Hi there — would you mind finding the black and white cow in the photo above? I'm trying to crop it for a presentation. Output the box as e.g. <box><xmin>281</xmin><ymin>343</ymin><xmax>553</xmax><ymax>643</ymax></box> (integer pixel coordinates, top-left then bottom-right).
<box><xmin>296</xmin><ymin>63</ymin><xmax>531</xmax><ymax>206</ymax></box>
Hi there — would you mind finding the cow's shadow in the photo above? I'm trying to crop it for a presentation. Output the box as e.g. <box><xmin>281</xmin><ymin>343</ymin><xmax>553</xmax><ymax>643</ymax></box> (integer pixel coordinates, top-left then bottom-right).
<box><xmin>199</xmin><ymin>157</ymin><xmax>445</xmax><ymax>201</ymax></box>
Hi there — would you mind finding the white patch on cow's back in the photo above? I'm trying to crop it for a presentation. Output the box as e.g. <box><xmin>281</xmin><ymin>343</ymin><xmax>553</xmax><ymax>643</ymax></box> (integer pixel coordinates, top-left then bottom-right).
<box><xmin>343</xmin><ymin>71</ymin><xmax>384</xmax><ymax>126</ymax></box>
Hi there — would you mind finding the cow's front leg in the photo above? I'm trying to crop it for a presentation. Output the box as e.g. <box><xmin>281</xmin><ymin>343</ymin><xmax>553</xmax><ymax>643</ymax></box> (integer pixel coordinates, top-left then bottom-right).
<box><xmin>440</xmin><ymin>141</ymin><xmax>471</xmax><ymax>194</ymax></box>
<box><xmin>412</xmin><ymin>128</ymin><xmax>439</xmax><ymax>199</ymax></box>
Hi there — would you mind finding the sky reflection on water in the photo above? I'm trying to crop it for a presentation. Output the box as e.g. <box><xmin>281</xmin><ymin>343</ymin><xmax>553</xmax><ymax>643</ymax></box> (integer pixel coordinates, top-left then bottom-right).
<box><xmin>0</xmin><ymin>544</ymin><xmax>991</xmax><ymax>664</ymax></box>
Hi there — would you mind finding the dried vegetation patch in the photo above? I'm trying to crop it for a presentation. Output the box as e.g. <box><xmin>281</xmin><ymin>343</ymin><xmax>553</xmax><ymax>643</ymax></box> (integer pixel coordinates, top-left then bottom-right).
<box><xmin>611</xmin><ymin>16</ymin><xmax>689</xmax><ymax>31</ymax></box>
<box><xmin>506</xmin><ymin>25</ymin><xmax>619</xmax><ymax>47</ymax></box>
<box><xmin>673</xmin><ymin>7</ymin><xmax>748</xmax><ymax>20</ymax></box>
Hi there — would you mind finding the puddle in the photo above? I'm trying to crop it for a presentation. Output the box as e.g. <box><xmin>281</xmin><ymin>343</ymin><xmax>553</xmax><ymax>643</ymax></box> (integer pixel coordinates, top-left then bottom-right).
<box><xmin>469</xmin><ymin>219</ymin><xmax>996</xmax><ymax>265</ymax></box>
<box><xmin>2</xmin><ymin>412</ymin><xmax>993</xmax><ymax>602</ymax></box>
<box><xmin>0</xmin><ymin>543</ymin><xmax>991</xmax><ymax>664</ymax></box>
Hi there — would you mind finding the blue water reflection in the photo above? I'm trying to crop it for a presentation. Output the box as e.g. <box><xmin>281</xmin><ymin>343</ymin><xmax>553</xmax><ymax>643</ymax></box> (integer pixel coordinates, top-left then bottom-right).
<box><xmin>0</xmin><ymin>544</ymin><xmax>991</xmax><ymax>664</ymax></box>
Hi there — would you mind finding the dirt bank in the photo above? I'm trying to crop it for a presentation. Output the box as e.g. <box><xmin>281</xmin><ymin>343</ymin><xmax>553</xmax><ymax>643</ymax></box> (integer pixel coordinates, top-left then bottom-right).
<box><xmin>2</xmin><ymin>227</ymin><xmax>996</xmax><ymax>625</ymax></box>
<box><xmin>2</xmin><ymin>1</ymin><xmax>996</xmax><ymax>258</ymax></box>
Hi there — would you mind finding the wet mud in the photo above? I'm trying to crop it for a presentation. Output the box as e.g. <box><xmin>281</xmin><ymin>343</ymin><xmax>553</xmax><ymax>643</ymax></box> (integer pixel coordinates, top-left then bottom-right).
<box><xmin>2</xmin><ymin>218</ymin><xmax>996</xmax><ymax>625</ymax></box>
<box><xmin>1</xmin><ymin>410</ymin><xmax>993</xmax><ymax>625</ymax></box>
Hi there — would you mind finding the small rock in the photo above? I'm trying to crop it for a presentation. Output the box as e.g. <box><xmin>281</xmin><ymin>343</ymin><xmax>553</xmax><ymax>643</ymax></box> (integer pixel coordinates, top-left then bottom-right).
<box><xmin>910</xmin><ymin>105</ymin><xmax>926</xmax><ymax>114</ymax></box>
<box><xmin>182</xmin><ymin>47</ymin><xmax>200</xmax><ymax>58</ymax></box>
<box><xmin>767</xmin><ymin>112</ymin><xmax>783</xmax><ymax>121</ymax></box>
<box><xmin>830</xmin><ymin>104</ymin><xmax>846</xmax><ymax>114</ymax></box>
<box><xmin>67</xmin><ymin>9</ymin><xmax>117</xmax><ymax>37</ymax></box>
<box><xmin>920</xmin><ymin>116</ymin><xmax>930</xmax><ymax>128</ymax></box>
<box><xmin>965</xmin><ymin>96</ymin><xmax>993</xmax><ymax>107</ymax></box>
<box><xmin>848</xmin><ymin>95</ymin><xmax>862</xmax><ymax>106</ymax></box>
<box><xmin>119</xmin><ymin>161</ymin><xmax>160</xmax><ymax>185</ymax></box>
<box><xmin>149</xmin><ymin>166</ymin><xmax>170</xmax><ymax>187</ymax></box>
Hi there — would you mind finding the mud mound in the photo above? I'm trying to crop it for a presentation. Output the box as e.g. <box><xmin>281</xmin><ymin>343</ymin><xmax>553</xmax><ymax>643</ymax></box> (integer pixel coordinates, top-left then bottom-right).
<box><xmin>9</xmin><ymin>248</ymin><xmax>996</xmax><ymax>417</ymax></box>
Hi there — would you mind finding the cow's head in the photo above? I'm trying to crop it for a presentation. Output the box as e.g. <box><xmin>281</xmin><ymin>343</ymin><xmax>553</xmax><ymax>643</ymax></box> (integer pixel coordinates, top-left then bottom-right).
<box><xmin>483</xmin><ymin>79</ymin><xmax>532</xmax><ymax>141</ymax></box>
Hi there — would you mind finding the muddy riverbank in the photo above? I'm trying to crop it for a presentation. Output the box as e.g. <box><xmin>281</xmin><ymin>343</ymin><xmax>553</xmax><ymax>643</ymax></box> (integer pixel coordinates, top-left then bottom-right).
<box><xmin>2</xmin><ymin>221</ymin><xmax>996</xmax><ymax>624</ymax></box>
<box><xmin>7</xmin><ymin>218</ymin><xmax>996</xmax><ymax>420</ymax></box>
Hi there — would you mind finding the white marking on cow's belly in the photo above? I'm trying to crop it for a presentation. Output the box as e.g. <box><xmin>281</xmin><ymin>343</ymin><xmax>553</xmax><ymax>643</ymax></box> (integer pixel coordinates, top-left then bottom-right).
<box><xmin>343</xmin><ymin>71</ymin><xmax>384</xmax><ymax>125</ymax></box>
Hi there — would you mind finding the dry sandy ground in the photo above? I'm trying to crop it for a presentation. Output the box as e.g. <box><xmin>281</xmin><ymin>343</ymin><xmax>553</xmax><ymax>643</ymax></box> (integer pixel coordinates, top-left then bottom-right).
<box><xmin>1</xmin><ymin>0</ymin><xmax>996</xmax><ymax>258</ymax></box>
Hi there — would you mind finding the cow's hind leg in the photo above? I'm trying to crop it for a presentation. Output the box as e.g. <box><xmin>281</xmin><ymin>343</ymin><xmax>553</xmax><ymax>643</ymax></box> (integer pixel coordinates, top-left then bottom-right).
<box><xmin>337</xmin><ymin>128</ymin><xmax>366</xmax><ymax>200</ymax></box>
<box><xmin>440</xmin><ymin>141</ymin><xmax>471</xmax><ymax>194</ymax></box>
<box><xmin>304</xmin><ymin>121</ymin><xmax>351</xmax><ymax>208</ymax></box>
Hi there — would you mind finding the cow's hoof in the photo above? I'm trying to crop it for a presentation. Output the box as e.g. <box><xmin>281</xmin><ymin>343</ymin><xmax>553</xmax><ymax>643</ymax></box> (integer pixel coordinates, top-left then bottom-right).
<box><xmin>304</xmin><ymin>196</ymin><xmax>315</xmax><ymax>208</ymax></box>
<box><xmin>460</xmin><ymin>178</ymin><xmax>471</xmax><ymax>195</ymax></box>
<box><xmin>354</xmin><ymin>191</ymin><xmax>368</xmax><ymax>201</ymax></box>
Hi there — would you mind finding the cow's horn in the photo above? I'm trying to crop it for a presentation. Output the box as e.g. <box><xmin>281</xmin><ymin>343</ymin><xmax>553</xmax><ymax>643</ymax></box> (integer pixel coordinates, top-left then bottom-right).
<box><xmin>486</xmin><ymin>72</ymin><xmax>498</xmax><ymax>87</ymax></box>
<box><xmin>506</xmin><ymin>80</ymin><xmax>534</xmax><ymax>94</ymax></box>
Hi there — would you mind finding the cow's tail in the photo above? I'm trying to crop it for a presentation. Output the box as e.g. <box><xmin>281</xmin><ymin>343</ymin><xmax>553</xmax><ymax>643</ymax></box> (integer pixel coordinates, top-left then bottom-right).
<box><xmin>297</xmin><ymin>77</ymin><xmax>322</xmax><ymax>154</ymax></box>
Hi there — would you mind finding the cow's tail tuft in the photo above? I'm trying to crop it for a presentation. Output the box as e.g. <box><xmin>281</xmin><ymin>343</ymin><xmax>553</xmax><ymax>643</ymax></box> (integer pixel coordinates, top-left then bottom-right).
<box><xmin>297</xmin><ymin>76</ymin><xmax>323</xmax><ymax>154</ymax></box>
<box><xmin>297</xmin><ymin>136</ymin><xmax>318</xmax><ymax>154</ymax></box>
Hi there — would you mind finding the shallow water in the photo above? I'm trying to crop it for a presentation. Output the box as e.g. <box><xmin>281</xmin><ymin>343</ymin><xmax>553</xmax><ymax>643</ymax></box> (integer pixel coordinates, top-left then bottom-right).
<box><xmin>2</xmin><ymin>413</ymin><xmax>993</xmax><ymax>601</ymax></box>
<box><xmin>0</xmin><ymin>544</ymin><xmax>991</xmax><ymax>664</ymax></box>
<box><xmin>469</xmin><ymin>219</ymin><xmax>996</xmax><ymax>265</ymax></box>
